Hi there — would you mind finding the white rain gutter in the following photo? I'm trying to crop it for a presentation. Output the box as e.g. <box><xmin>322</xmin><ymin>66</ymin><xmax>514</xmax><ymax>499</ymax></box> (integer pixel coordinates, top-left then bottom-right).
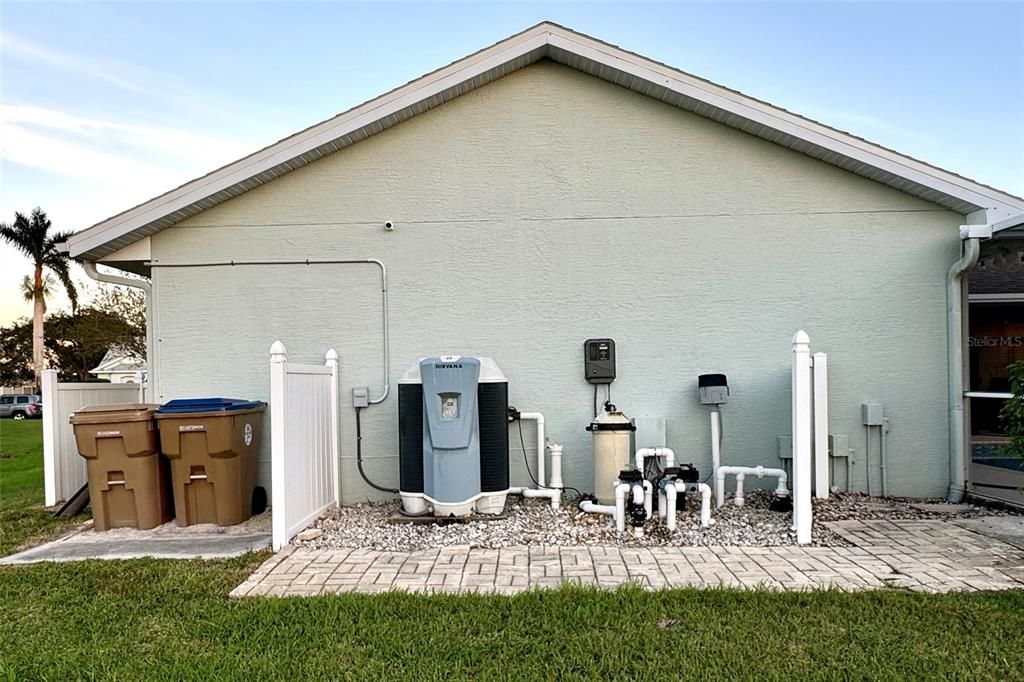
<box><xmin>715</xmin><ymin>465</ymin><xmax>789</xmax><ymax>508</ymax></box>
<box><xmin>82</xmin><ymin>261</ymin><xmax>153</xmax><ymax>391</ymax></box>
<box><xmin>947</xmin><ymin>227</ymin><xmax>987</xmax><ymax>502</ymax></box>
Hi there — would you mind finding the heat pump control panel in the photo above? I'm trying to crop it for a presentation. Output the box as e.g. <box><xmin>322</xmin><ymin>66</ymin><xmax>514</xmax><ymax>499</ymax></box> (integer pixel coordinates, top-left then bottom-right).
<box><xmin>584</xmin><ymin>338</ymin><xmax>616</xmax><ymax>384</ymax></box>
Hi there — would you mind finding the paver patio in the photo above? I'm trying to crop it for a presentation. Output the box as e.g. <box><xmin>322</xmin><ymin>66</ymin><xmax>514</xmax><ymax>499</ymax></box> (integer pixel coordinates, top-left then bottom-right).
<box><xmin>230</xmin><ymin>519</ymin><xmax>1024</xmax><ymax>597</ymax></box>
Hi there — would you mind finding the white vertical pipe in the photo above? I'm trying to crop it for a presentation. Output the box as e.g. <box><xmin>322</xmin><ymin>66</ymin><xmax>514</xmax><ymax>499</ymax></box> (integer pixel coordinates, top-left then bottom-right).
<box><xmin>326</xmin><ymin>349</ymin><xmax>341</xmax><ymax>508</ymax></box>
<box><xmin>41</xmin><ymin>369</ymin><xmax>59</xmax><ymax>507</ymax></box>
<box><xmin>715</xmin><ymin>468</ymin><xmax>726</xmax><ymax>509</ymax></box>
<box><xmin>519</xmin><ymin>412</ymin><xmax>545</xmax><ymax>487</ymax></box>
<box><xmin>734</xmin><ymin>472</ymin><xmax>746</xmax><ymax>506</ymax></box>
<box><xmin>548</xmin><ymin>443</ymin><xmax>563</xmax><ymax>510</ymax></box>
<box><xmin>792</xmin><ymin>330</ymin><xmax>813</xmax><ymax>545</ymax></box>
<box><xmin>812</xmin><ymin>352</ymin><xmax>829</xmax><ymax>499</ymax></box>
<box><xmin>697</xmin><ymin>482</ymin><xmax>712</xmax><ymax>528</ymax></box>
<box><xmin>270</xmin><ymin>341</ymin><xmax>288</xmax><ymax>551</ymax></box>
<box><xmin>614</xmin><ymin>483</ymin><xmax>629</xmax><ymax>533</ymax></box>
<box><xmin>665</xmin><ymin>484</ymin><xmax>678</xmax><ymax>531</ymax></box>
<box><xmin>710</xmin><ymin>409</ymin><xmax>721</xmax><ymax>502</ymax></box>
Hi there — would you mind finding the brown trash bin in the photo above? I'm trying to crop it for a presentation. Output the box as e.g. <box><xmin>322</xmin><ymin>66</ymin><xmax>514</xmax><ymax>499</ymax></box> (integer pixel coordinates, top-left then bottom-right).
<box><xmin>69</xmin><ymin>403</ymin><xmax>173</xmax><ymax>531</ymax></box>
<box><xmin>154</xmin><ymin>399</ymin><xmax>266</xmax><ymax>527</ymax></box>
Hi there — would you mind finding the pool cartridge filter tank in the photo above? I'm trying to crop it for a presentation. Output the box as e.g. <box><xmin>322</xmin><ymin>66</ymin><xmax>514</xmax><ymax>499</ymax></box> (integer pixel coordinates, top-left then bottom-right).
<box><xmin>398</xmin><ymin>356</ymin><xmax>509</xmax><ymax>516</ymax></box>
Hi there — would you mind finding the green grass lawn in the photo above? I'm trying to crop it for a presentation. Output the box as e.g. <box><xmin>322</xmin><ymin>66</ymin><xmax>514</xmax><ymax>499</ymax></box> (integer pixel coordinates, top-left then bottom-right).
<box><xmin>0</xmin><ymin>419</ymin><xmax>90</xmax><ymax>555</ymax></box>
<box><xmin>2</xmin><ymin>419</ymin><xmax>1023</xmax><ymax>680</ymax></box>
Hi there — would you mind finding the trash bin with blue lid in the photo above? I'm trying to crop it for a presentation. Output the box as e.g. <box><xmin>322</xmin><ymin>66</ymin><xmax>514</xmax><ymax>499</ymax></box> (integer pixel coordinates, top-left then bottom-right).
<box><xmin>155</xmin><ymin>398</ymin><xmax>266</xmax><ymax>527</ymax></box>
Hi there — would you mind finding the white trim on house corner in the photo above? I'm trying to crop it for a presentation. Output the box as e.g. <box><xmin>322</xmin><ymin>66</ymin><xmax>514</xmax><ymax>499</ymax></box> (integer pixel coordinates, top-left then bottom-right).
<box><xmin>67</xmin><ymin>21</ymin><xmax>1024</xmax><ymax>261</ymax></box>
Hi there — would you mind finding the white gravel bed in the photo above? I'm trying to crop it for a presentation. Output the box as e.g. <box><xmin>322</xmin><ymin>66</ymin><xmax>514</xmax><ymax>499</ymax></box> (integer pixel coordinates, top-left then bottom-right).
<box><xmin>293</xmin><ymin>492</ymin><xmax>1014</xmax><ymax>552</ymax></box>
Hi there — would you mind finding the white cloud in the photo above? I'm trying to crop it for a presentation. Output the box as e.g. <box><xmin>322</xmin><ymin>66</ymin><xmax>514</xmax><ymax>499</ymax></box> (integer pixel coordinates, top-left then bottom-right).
<box><xmin>0</xmin><ymin>103</ymin><xmax>253</xmax><ymax>175</ymax></box>
<box><xmin>0</xmin><ymin>33</ymin><xmax>149</xmax><ymax>95</ymax></box>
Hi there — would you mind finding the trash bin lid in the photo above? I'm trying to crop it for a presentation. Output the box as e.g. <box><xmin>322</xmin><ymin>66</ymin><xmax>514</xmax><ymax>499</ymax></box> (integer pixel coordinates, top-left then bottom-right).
<box><xmin>156</xmin><ymin>398</ymin><xmax>265</xmax><ymax>414</ymax></box>
<box><xmin>69</xmin><ymin>403</ymin><xmax>158</xmax><ymax>424</ymax></box>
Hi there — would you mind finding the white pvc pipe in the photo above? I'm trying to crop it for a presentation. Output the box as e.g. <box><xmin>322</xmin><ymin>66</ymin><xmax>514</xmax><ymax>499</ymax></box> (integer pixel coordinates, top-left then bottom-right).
<box><xmin>664</xmin><ymin>481</ymin><xmax>713</xmax><ymax>530</ymax></box>
<box><xmin>507</xmin><ymin>415</ymin><xmax>561</xmax><ymax>511</ymax></box>
<box><xmin>614</xmin><ymin>482</ymin><xmax>630</xmax><ymax>533</ymax></box>
<box><xmin>635</xmin><ymin>447</ymin><xmax>675</xmax><ymax>472</ymax></box>
<box><xmin>710</xmin><ymin>409</ymin><xmax>721</xmax><ymax>503</ymax></box>
<box><xmin>519</xmin><ymin>412</ymin><xmax>545</xmax><ymax>487</ymax></box>
<box><xmin>580</xmin><ymin>500</ymin><xmax>615</xmax><ymax>516</ymax></box>
<box><xmin>716</xmin><ymin>465</ymin><xmax>789</xmax><ymax>508</ymax></box>
<box><xmin>642</xmin><ymin>480</ymin><xmax>653</xmax><ymax>521</ymax></box>
<box><xmin>697</xmin><ymin>482</ymin><xmax>712</xmax><ymax>528</ymax></box>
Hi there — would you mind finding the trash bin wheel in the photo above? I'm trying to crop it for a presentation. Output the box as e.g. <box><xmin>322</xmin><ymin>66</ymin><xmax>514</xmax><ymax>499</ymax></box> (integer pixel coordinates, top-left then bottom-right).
<box><xmin>252</xmin><ymin>486</ymin><xmax>267</xmax><ymax>515</ymax></box>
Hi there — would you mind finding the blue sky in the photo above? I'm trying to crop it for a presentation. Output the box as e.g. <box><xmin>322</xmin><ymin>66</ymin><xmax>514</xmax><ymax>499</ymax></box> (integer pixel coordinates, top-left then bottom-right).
<box><xmin>1</xmin><ymin>1</ymin><xmax>1022</xmax><ymax>323</ymax></box>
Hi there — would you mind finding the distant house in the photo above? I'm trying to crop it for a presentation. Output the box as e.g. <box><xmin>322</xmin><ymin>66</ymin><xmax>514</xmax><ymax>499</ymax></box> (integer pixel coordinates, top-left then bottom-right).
<box><xmin>64</xmin><ymin>22</ymin><xmax>1024</xmax><ymax>506</ymax></box>
<box><xmin>89</xmin><ymin>348</ymin><xmax>145</xmax><ymax>384</ymax></box>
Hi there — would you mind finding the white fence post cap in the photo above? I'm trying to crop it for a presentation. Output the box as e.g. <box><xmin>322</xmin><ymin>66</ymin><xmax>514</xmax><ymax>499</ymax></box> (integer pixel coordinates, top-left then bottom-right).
<box><xmin>325</xmin><ymin>349</ymin><xmax>339</xmax><ymax>365</ymax></box>
<box><xmin>792</xmin><ymin>330</ymin><xmax>810</xmax><ymax>346</ymax></box>
<box><xmin>270</xmin><ymin>341</ymin><xmax>287</xmax><ymax>362</ymax></box>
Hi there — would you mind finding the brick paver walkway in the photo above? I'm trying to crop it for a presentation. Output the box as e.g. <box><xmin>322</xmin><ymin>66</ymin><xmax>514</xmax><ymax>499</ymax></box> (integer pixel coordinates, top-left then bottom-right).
<box><xmin>230</xmin><ymin>520</ymin><xmax>1024</xmax><ymax>597</ymax></box>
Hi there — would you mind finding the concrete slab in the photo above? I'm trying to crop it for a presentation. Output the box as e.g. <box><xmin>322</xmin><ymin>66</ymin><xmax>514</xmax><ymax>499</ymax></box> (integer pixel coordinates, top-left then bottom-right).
<box><xmin>0</xmin><ymin>512</ymin><xmax>272</xmax><ymax>565</ymax></box>
<box><xmin>953</xmin><ymin>516</ymin><xmax>1024</xmax><ymax>550</ymax></box>
<box><xmin>0</xmin><ymin>531</ymin><xmax>270</xmax><ymax>564</ymax></box>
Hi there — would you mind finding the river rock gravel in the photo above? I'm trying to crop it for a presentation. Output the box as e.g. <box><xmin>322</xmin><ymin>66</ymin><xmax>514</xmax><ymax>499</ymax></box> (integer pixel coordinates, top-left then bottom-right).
<box><xmin>293</xmin><ymin>492</ymin><xmax>1014</xmax><ymax>552</ymax></box>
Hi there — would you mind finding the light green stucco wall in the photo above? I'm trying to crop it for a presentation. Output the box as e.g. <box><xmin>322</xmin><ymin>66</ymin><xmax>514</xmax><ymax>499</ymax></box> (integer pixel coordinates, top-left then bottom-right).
<box><xmin>151</xmin><ymin>61</ymin><xmax>963</xmax><ymax>502</ymax></box>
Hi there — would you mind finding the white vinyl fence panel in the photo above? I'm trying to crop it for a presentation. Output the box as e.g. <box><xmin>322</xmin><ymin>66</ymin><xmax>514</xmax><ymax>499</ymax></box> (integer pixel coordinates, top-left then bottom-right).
<box><xmin>42</xmin><ymin>369</ymin><xmax>144</xmax><ymax>507</ymax></box>
<box><xmin>270</xmin><ymin>342</ymin><xmax>340</xmax><ymax>550</ymax></box>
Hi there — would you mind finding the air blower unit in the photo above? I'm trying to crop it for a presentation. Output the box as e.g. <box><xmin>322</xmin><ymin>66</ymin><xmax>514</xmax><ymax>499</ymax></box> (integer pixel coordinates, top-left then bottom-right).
<box><xmin>398</xmin><ymin>356</ymin><xmax>509</xmax><ymax>517</ymax></box>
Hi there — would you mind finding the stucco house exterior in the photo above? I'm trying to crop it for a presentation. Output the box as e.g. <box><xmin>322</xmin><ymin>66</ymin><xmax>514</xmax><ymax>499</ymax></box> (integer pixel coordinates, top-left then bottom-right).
<box><xmin>64</xmin><ymin>23</ymin><xmax>1024</xmax><ymax>506</ymax></box>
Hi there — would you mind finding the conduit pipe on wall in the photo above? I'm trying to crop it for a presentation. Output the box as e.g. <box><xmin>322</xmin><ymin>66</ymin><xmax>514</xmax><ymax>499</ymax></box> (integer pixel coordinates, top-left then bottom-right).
<box><xmin>83</xmin><ymin>262</ymin><xmax>153</xmax><ymax>389</ymax></box>
<box><xmin>946</xmin><ymin>237</ymin><xmax>980</xmax><ymax>502</ymax></box>
<box><xmin>146</xmin><ymin>258</ymin><xmax>390</xmax><ymax>404</ymax></box>
<box><xmin>716</xmin><ymin>466</ymin><xmax>788</xmax><ymax>508</ymax></box>
<box><xmin>664</xmin><ymin>481</ymin><xmax>712</xmax><ymax>530</ymax></box>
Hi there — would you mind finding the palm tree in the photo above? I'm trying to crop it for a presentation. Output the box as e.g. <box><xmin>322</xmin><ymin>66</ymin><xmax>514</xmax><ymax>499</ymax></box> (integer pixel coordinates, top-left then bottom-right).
<box><xmin>0</xmin><ymin>208</ymin><xmax>78</xmax><ymax>389</ymax></box>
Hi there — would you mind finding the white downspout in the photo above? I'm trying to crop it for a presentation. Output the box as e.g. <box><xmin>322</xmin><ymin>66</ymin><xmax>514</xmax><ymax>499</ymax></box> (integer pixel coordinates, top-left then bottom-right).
<box><xmin>947</xmin><ymin>234</ymin><xmax>982</xmax><ymax>502</ymax></box>
<box><xmin>82</xmin><ymin>261</ymin><xmax>153</xmax><ymax>396</ymax></box>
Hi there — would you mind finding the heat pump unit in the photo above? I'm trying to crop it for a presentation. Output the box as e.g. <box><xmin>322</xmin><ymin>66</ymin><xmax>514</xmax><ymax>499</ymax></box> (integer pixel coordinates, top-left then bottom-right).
<box><xmin>398</xmin><ymin>356</ymin><xmax>508</xmax><ymax>517</ymax></box>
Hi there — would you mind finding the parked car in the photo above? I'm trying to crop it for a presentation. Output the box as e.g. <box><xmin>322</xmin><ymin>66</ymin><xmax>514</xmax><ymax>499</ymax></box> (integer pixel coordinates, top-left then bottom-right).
<box><xmin>0</xmin><ymin>394</ymin><xmax>42</xmax><ymax>419</ymax></box>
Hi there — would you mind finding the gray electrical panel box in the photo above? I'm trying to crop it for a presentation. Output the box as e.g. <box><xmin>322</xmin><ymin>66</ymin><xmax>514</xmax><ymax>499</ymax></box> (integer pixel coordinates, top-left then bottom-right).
<box><xmin>584</xmin><ymin>338</ymin><xmax>616</xmax><ymax>384</ymax></box>
<box><xmin>862</xmin><ymin>402</ymin><xmax>884</xmax><ymax>426</ymax></box>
